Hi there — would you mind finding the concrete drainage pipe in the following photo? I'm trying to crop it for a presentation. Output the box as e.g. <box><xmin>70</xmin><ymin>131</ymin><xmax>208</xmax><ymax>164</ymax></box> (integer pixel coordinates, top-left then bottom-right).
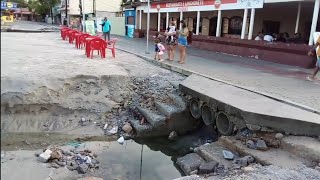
<box><xmin>216</xmin><ymin>111</ymin><xmax>234</xmax><ymax>136</ymax></box>
<box><xmin>201</xmin><ymin>104</ymin><xmax>215</xmax><ymax>126</ymax></box>
<box><xmin>189</xmin><ymin>98</ymin><xmax>201</xmax><ymax>119</ymax></box>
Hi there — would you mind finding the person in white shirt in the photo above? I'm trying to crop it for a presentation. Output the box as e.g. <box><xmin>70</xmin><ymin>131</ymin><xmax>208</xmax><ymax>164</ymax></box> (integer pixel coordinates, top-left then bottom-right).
<box><xmin>263</xmin><ymin>34</ymin><xmax>274</xmax><ymax>42</ymax></box>
<box><xmin>255</xmin><ymin>32</ymin><xmax>263</xmax><ymax>41</ymax></box>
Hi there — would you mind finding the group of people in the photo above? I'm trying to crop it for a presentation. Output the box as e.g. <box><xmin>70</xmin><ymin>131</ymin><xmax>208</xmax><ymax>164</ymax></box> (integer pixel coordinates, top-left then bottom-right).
<box><xmin>255</xmin><ymin>32</ymin><xmax>304</xmax><ymax>43</ymax></box>
<box><xmin>154</xmin><ymin>20</ymin><xmax>189</xmax><ymax>64</ymax></box>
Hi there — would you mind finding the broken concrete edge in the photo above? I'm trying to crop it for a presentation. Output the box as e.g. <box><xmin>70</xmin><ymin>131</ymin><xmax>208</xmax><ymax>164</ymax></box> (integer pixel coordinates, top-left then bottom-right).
<box><xmin>116</xmin><ymin>47</ymin><xmax>320</xmax><ymax>115</ymax></box>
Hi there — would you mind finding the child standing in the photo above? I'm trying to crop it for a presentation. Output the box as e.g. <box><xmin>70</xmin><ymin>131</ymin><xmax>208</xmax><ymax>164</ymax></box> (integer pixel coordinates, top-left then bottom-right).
<box><xmin>154</xmin><ymin>38</ymin><xmax>165</xmax><ymax>61</ymax></box>
<box><xmin>166</xmin><ymin>23</ymin><xmax>176</xmax><ymax>44</ymax></box>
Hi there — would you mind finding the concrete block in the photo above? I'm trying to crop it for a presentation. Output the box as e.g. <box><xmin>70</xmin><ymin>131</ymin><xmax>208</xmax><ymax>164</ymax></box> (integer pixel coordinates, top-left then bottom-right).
<box><xmin>176</xmin><ymin>153</ymin><xmax>205</xmax><ymax>175</ymax></box>
<box><xmin>37</xmin><ymin>149</ymin><xmax>52</xmax><ymax>163</ymax></box>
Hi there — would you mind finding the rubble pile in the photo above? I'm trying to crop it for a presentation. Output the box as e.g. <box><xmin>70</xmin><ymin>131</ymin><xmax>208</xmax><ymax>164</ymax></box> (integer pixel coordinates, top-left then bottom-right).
<box><xmin>236</xmin><ymin>128</ymin><xmax>284</xmax><ymax>150</ymax></box>
<box><xmin>35</xmin><ymin>148</ymin><xmax>100</xmax><ymax>174</ymax></box>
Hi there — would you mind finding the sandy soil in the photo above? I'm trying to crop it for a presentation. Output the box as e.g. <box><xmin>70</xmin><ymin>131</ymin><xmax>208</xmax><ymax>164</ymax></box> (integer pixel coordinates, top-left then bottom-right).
<box><xmin>1</xmin><ymin>32</ymin><xmax>184</xmax><ymax>134</ymax></box>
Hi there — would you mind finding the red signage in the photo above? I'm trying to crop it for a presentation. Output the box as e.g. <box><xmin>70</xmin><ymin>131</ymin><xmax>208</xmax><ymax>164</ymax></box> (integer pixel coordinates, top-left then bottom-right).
<box><xmin>151</xmin><ymin>0</ymin><xmax>237</xmax><ymax>9</ymax></box>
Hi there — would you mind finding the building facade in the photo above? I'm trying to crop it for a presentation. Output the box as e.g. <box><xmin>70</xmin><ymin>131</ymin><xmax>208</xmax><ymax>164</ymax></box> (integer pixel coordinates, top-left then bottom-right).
<box><xmin>134</xmin><ymin>0</ymin><xmax>319</xmax><ymax>45</ymax></box>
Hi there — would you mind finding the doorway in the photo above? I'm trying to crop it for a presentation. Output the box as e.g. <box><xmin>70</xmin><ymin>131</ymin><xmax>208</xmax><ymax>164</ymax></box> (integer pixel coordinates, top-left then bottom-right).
<box><xmin>263</xmin><ymin>21</ymin><xmax>280</xmax><ymax>35</ymax></box>
<box><xmin>209</xmin><ymin>17</ymin><xmax>217</xmax><ymax>36</ymax></box>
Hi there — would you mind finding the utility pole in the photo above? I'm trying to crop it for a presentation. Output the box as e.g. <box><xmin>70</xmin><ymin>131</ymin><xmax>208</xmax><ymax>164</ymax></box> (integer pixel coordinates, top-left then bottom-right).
<box><xmin>82</xmin><ymin>0</ymin><xmax>85</xmax><ymax>32</ymax></box>
<box><xmin>145</xmin><ymin>0</ymin><xmax>150</xmax><ymax>54</ymax></box>
<box><xmin>65</xmin><ymin>0</ymin><xmax>68</xmax><ymax>23</ymax></box>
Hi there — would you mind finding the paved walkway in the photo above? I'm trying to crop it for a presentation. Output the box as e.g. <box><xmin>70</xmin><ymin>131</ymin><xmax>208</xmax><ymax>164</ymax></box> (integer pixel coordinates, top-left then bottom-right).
<box><xmin>114</xmin><ymin>35</ymin><xmax>320</xmax><ymax>113</ymax></box>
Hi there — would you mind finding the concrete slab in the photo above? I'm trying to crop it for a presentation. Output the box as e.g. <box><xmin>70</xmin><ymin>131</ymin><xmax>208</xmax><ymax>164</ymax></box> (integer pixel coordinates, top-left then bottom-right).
<box><xmin>194</xmin><ymin>141</ymin><xmax>233</xmax><ymax>168</ymax></box>
<box><xmin>155</xmin><ymin>101</ymin><xmax>183</xmax><ymax>118</ymax></box>
<box><xmin>281</xmin><ymin>136</ymin><xmax>320</xmax><ymax>162</ymax></box>
<box><xmin>179</xmin><ymin>74</ymin><xmax>320</xmax><ymax>136</ymax></box>
<box><xmin>137</xmin><ymin>107</ymin><xmax>167</xmax><ymax>127</ymax></box>
<box><xmin>220</xmin><ymin>136</ymin><xmax>309</xmax><ymax>169</ymax></box>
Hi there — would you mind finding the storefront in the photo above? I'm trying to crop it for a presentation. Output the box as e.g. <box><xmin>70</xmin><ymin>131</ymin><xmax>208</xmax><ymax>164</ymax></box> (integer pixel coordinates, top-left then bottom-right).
<box><xmin>135</xmin><ymin>0</ymin><xmax>319</xmax><ymax>45</ymax></box>
<box><xmin>131</xmin><ymin>0</ymin><xmax>320</xmax><ymax>68</ymax></box>
<box><xmin>1</xmin><ymin>1</ymin><xmax>17</xmax><ymax>23</ymax></box>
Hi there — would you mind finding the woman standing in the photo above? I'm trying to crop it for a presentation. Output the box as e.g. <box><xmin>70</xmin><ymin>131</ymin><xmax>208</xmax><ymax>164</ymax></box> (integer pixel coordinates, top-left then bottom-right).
<box><xmin>165</xmin><ymin>21</ymin><xmax>177</xmax><ymax>61</ymax></box>
<box><xmin>177</xmin><ymin>20</ymin><xmax>189</xmax><ymax>64</ymax></box>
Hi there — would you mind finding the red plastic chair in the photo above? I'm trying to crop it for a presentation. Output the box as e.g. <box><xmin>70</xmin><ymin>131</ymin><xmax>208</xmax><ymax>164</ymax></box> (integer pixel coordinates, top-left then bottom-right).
<box><xmin>61</xmin><ymin>28</ymin><xmax>70</xmax><ymax>40</ymax></box>
<box><xmin>73</xmin><ymin>32</ymin><xmax>83</xmax><ymax>47</ymax></box>
<box><xmin>69</xmin><ymin>31</ymin><xmax>80</xmax><ymax>44</ymax></box>
<box><xmin>65</xmin><ymin>30</ymin><xmax>76</xmax><ymax>41</ymax></box>
<box><xmin>79</xmin><ymin>34</ymin><xmax>91</xmax><ymax>49</ymax></box>
<box><xmin>89</xmin><ymin>38</ymin><xmax>106</xmax><ymax>59</ymax></box>
<box><xmin>106</xmin><ymin>38</ymin><xmax>117</xmax><ymax>58</ymax></box>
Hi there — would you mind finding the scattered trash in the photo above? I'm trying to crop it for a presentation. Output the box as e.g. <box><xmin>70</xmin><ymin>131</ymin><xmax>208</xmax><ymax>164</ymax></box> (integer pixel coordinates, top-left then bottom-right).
<box><xmin>81</xmin><ymin>118</ymin><xmax>86</xmax><ymax>122</ymax></box>
<box><xmin>65</xmin><ymin>141</ymin><xmax>82</xmax><ymax>148</ymax></box>
<box><xmin>108</xmin><ymin>126</ymin><xmax>118</xmax><ymax>135</ymax></box>
<box><xmin>117</xmin><ymin>136</ymin><xmax>125</xmax><ymax>145</ymax></box>
<box><xmin>222</xmin><ymin>150</ymin><xmax>235</xmax><ymax>160</ymax></box>
<box><xmin>103</xmin><ymin>123</ymin><xmax>108</xmax><ymax>130</ymax></box>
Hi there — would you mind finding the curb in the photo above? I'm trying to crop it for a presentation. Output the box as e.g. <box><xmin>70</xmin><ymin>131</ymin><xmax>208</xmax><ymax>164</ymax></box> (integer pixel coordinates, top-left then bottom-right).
<box><xmin>117</xmin><ymin>47</ymin><xmax>320</xmax><ymax>115</ymax></box>
<box><xmin>6</xmin><ymin>29</ymin><xmax>57</xmax><ymax>33</ymax></box>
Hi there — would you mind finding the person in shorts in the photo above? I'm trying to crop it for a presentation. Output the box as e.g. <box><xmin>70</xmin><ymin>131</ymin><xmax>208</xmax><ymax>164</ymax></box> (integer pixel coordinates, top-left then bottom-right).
<box><xmin>307</xmin><ymin>36</ymin><xmax>320</xmax><ymax>81</ymax></box>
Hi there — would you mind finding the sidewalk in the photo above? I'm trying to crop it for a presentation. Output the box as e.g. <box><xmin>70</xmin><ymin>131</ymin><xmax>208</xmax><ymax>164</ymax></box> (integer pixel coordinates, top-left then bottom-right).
<box><xmin>114</xmin><ymin>35</ymin><xmax>320</xmax><ymax>113</ymax></box>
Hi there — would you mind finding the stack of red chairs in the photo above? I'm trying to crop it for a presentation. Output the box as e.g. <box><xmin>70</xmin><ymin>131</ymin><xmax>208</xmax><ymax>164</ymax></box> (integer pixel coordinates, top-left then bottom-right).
<box><xmin>60</xmin><ymin>29</ymin><xmax>116</xmax><ymax>59</ymax></box>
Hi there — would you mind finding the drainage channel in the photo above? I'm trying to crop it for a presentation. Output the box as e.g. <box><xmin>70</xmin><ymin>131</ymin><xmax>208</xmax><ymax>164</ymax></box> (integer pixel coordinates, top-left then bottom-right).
<box><xmin>1</xmin><ymin>125</ymin><xmax>217</xmax><ymax>180</ymax></box>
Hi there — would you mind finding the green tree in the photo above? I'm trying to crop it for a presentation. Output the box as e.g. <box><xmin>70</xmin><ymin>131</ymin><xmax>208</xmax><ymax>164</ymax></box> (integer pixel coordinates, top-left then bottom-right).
<box><xmin>27</xmin><ymin>0</ymin><xmax>59</xmax><ymax>16</ymax></box>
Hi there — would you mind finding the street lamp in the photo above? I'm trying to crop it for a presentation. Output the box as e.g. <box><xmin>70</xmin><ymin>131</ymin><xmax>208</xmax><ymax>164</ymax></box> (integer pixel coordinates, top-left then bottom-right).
<box><xmin>145</xmin><ymin>0</ymin><xmax>150</xmax><ymax>54</ymax></box>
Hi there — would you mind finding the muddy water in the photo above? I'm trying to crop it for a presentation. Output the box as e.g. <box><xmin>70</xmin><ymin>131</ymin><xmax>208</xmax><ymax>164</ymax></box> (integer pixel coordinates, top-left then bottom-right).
<box><xmin>1</xmin><ymin>133</ymin><xmax>184</xmax><ymax>179</ymax></box>
<box><xmin>97</xmin><ymin>140</ymin><xmax>183</xmax><ymax>180</ymax></box>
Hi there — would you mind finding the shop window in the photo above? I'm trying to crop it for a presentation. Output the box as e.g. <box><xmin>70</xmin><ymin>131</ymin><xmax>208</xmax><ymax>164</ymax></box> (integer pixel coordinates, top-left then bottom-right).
<box><xmin>229</xmin><ymin>16</ymin><xmax>242</xmax><ymax>35</ymax></box>
<box><xmin>263</xmin><ymin>21</ymin><xmax>280</xmax><ymax>35</ymax></box>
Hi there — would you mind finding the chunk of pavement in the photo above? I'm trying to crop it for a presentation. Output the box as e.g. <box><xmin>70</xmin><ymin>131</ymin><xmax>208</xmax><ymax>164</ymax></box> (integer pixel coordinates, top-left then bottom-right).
<box><xmin>37</xmin><ymin>149</ymin><xmax>52</xmax><ymax>163</ymax></box>
<box><xmin>78</xmin><ymin>163</ymin><xmax>89</xmax><ymax>174</ymax></box>
<box><xmin>50</xmin><ymin>150</ymin><xmax>62</xmax><ymax>160</ymax></box>
<box><xmin>243</xmin><ymin>156</ymin><xmax>255</xmax><ymax>164</ymax></box>
<box><xmin>199</xmin><ymin>161</ymin><xmax>219</xmax><ymax>174</ymax></box>
<box><xmin>122</xmin><ymin>123</ymin><xmax>133</xmax><ymax>133</ymax></box>
<box><xmin>168</xmin><ymin>131</ymin><xmax>178</xmax><ymax>141</ymax></box>
<box><xmin>232</xmin><ymin>158</ymin><xmax>248</xmax><ymax>168</ymax></box>
<box><xmin>246</xmin><ymin>140</ymin><xmax>256</xmax><ymax>149</ymax></box>
<box><xmin>256</xmin><ymin>139</ymin><xmax>268</xmax><ymax>151</ymax></box>
<box><xmin>173</xmin><ymin>175</ymin><xmax>200</xmax><ymax>180</ymax></box>
<box><xmin>222</xmin><ymin>150</ymin><xmax>235</xmax><ymax>160</ymax></box>
<box><xmin>176</xmin><ymin>153</ymin><xmax>205</xmax><ymax>175</ymax></box>
<box><xmin>275</xmin><ymin>133</ymin><xmax>284</xmax><ymax>139</ymax></box>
